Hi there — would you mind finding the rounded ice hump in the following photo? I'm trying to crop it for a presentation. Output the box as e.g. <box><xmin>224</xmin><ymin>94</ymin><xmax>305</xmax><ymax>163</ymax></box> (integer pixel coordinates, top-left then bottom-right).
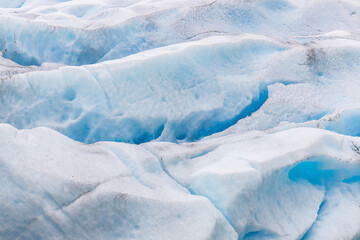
<box><xmin>0</xmin><ymin>34</ymin><xmax>289</xmax><ymax>143</ymax></box>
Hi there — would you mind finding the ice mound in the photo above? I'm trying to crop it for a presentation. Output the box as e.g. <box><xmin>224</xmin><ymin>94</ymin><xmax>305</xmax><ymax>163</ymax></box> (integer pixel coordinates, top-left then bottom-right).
<box><xmin>145</xmin><ymin>127</ymin><xmax>360</xmax><ymax>239</ymax></box>
<box><xmin>3</xmin><ymin>36</ymin><xmax>360</xmax><ymax>143</ymax></box>
<box><xmin>1</xmin><ymin>124</ymin><xmax>360</xmax><ymax>239</ymax></box>
<box><xmin>0</xmin><ymin>35</ymin><xmax>290</xmax><ymax>143</ymax></box>
<box><xmin>0</xmin><ymin>124</ymin><xmax>237</xmax><ymax>239</ymax></box>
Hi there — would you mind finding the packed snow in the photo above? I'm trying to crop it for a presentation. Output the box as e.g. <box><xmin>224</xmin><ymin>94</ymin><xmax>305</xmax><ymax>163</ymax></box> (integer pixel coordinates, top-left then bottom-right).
<box><xmin>1</xmin><ymin>0</ymin><xmax>360</xmax><ymax>239</ymax></box>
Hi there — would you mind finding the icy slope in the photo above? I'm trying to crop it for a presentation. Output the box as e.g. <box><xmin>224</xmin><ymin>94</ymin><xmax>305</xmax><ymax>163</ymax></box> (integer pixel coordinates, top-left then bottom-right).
<box><xmin>3</xmin><ymin>34</ymin><xmax>360</xmax><ymax>143</ymax></box>
<box><xmin>1</xmin><ymin>124</ymin><xmax>360</xmax><ymax>239</ymax></box>
<box><xmin>1</xmin><ymin>0</ymin><xmax>360</xmax><ymax>239</ymax></box>
<box><xmin>145</xmin><ymin>127</ymin><xmax>360</xmax><ymax>239</ymax></box>
<box><xmin>0</xmin><ymin>124</ymin><xmax>237</xmax><ymax>240</ymax></box>
<box><xmin>1</xmin><ymin>34</ymin><xmax>291</xmax><ymax>143</ymax></box>
<box><xmin>0</xmin><ymin>0</ymin><xmax>360</xmax><ymax>66</ymax></box>
<box><xmin>1</xmin><ymin>0</ymin><xmax>360</xmax><ymax>143</ymax></box>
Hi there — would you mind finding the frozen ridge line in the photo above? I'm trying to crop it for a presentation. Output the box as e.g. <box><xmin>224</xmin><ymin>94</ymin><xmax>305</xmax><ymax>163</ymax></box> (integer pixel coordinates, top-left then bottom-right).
<box><xmin>1</xmin><ymin>0</ymin><xmax>360</xmax><ymax>66</ymax></box>
<box><xmin>3</xmin><ymin>33</ymin><xmax>360</xmax><ymax>144</ymax></box>
<box><xmin>0</xmin><ymin>33</ymin><xmax>292</xmax><ymax>143</ymax></box>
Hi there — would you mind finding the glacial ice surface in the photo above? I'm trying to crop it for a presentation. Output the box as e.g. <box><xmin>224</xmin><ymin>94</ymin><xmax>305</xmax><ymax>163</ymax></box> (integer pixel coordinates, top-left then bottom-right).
<box><xmin>1</xmin><ymin>0</ymin><xmax>360</xmax><ymax>239</ymax></box>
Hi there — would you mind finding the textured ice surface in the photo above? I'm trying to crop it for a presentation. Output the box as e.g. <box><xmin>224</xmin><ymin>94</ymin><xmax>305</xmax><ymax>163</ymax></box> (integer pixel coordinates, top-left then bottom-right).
<box><xmin>0</xmin><ymin>124</ymin><xmax>236</xmax><ymax>239</ymax></box>
<box><xmin>1</xmin><ymin>124</ymin><xmax>360</xmax><ymax>239</ymax></box>
<box><xmin>1</xmin><ymin>0</ymin><xmax>360</xmax><ymax>239</ymax></box>
<box><xmin>4</xmin><ymin>36</ymin><xmax>360</xmax><ymax>143</ymax></box>
<box><xmin>1</xmin><ymin>35</ymin><xmax>291</xmax><ymax>143</ymax></box>
<box><xmin>144</xmin><ymin>127</ymin><xmax>360</xmax><ymax>239</ymax></box>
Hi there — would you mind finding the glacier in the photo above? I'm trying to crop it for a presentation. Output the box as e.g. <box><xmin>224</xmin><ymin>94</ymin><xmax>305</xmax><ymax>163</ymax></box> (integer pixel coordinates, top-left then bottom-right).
<box><xmin>1</xmin><ymin>0</ymin><xmax>360</xmax><ymax>239</ymax></box>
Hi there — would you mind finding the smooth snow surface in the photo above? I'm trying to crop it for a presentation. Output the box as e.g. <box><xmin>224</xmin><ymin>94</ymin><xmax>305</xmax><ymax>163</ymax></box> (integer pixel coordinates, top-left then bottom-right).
<box><xmin>1</xmin><ymin>0</ymin><xmax>360</xmax><ymax>239</ymax></box>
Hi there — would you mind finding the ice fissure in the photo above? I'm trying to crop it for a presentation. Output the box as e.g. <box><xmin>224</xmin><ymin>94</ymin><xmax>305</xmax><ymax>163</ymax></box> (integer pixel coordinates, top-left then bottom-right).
<box><xmin>299</xmin><ymin>195</ymin><xmax>326</xmax><ymax>240</ymax></box>
<box><xmin>141</xmin><ymin>143</ymin><xmax>239</xmax><ymax>235</ymax></box>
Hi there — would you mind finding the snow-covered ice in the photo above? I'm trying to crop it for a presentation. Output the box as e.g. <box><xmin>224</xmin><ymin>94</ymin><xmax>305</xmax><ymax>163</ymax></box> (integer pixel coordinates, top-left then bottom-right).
<box><xmin>1</xmin><ymin>124</ymin><xmax>360</xmax><ymax>239</ymax></box>
<box><xmin>1</xmin><ymin>0</ymin><xmax>360</xmax><ymax>239</ymax></box>
<box><xmin>0</xmin><ymin>124</ymin><xmax>236</xmax><ymax>239</ymax></box>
